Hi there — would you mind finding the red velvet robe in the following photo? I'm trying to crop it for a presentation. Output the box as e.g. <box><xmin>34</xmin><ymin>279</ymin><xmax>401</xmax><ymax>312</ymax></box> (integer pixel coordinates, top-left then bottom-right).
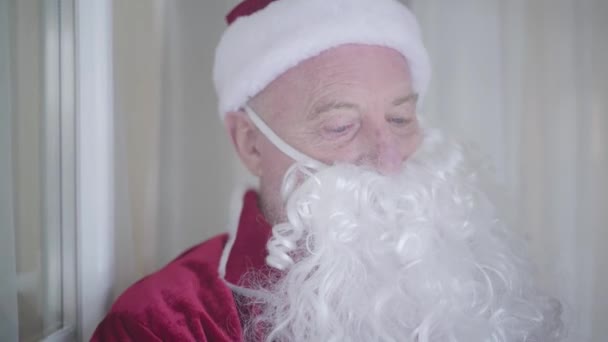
<box><xmin>91</xmin><ymin>190</ymin><xmax>271</xmax><ymax>341</ymax></box>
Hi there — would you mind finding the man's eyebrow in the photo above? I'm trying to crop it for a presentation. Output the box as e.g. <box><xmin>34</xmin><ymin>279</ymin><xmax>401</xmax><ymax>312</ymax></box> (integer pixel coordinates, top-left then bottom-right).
<box><xmin>392</xmin><ymin>93</ymin><xmax>419</xmax><ymax>106</ymax></box>
<box><xmin>308</xmin><ymin>101</ymin><xmax>360</xmax><ymax>120</ymax></box>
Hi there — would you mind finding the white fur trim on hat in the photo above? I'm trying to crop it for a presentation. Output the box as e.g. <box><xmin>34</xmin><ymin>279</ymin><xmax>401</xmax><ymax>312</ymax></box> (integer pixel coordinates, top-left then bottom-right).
<box><xmin>213</xmin><ymin>0</ymin><xmax>431</xmax><ymax>116</ymax></box>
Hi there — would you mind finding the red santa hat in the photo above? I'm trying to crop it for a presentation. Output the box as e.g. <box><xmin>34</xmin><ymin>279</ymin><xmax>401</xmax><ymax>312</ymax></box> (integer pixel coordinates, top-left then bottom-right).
<box><xmin>213</xmin><ymin>0</ymin><xmax>431</xmax><ymax>117</ymax></box>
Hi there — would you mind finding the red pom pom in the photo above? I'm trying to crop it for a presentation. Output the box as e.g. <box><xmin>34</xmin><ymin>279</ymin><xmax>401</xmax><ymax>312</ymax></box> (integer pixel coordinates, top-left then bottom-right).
<box><xmin>226</xmin><ymin>0</ymin><xmax>279</xmax><ymax>25</ymax></box>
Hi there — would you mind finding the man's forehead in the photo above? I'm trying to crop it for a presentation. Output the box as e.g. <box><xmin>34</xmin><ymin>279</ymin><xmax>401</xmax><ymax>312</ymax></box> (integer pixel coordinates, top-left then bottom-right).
<box><xmin>252</xmin><ymin>44</ymin><xmax>413</xmax><ymax>115</ymax></box>
<box><xmin>280</xmin><ymin>44</ymin><xmax>410</xmax><ymax>83</ymax></box>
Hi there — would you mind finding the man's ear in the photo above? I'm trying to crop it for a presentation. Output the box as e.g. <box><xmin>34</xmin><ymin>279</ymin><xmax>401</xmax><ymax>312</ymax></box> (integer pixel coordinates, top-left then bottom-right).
<box><xmin>225</xmin><ymin>111</ymin><xmax>263</xmax><ymax>177</ymax></box>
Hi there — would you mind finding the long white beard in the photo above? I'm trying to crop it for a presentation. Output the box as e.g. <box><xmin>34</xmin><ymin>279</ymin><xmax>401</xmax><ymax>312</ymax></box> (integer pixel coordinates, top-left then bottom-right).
<box><xmin>242</xmin><ymin>129</ymin><xmax>563</xmax><ymax>342</ymax></box>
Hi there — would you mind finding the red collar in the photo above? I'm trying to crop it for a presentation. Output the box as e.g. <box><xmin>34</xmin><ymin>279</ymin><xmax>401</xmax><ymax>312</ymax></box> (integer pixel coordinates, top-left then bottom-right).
<box><xmin>224</xmin><ymin>190</ymin><xmax>273</xmax><ymax>286</ymax></box>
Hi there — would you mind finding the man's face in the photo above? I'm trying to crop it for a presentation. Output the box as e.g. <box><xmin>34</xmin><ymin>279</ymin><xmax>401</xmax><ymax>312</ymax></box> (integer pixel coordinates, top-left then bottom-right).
<box><xmin>230</xmin><ymin>46</ymin><xmax>562</xmax><ymax>342</ymax></box>
<box><xmin>248</xmin><ymin>44</ymin><xmax>421</xmax><ymax>222</ymax></box>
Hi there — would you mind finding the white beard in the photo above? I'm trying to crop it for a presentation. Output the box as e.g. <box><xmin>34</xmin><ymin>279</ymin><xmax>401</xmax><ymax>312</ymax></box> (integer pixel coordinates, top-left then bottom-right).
<box><xmin>241</xmin><ymin>129</ymin><xmax>563</xmax><ymax>342</ymax></box>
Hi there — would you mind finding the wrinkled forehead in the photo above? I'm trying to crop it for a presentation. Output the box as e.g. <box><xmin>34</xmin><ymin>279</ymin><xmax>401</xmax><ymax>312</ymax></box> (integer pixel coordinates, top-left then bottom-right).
<box><xmin>250</xmin><ymin>44</ymin><xmax>414</xmax><ymax>118</ymax></box>
<box><xmin>266</xmin><ymin>44</ymin><xmax>412</xmax><ymax>91</ymax></box>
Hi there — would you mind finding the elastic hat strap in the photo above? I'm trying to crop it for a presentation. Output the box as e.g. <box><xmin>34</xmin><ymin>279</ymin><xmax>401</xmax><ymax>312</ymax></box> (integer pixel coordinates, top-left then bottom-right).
<box><xmin>243</xmin><ymin>105</ymin><xmax>327</xmax><ymax>170</ymax></box>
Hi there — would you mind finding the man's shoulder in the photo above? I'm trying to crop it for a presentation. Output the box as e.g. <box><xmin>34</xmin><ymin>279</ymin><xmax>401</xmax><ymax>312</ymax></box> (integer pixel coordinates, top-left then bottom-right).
<box><xmin>92</xmin><ymin>233</ymin><xmax>243</xmax><ymax>341</ymax></box>
<box><xmin>113</xmin><ymin>233</ymin><xmax>229</xmax><ymax>310</ymax></box>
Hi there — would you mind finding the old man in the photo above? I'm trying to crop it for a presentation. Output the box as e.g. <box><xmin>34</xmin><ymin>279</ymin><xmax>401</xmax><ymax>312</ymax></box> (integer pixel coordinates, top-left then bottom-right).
<box><xmin>92</xmin><ymin>0</ymin><xmax>563</xmax><ymax>341</ymax></box>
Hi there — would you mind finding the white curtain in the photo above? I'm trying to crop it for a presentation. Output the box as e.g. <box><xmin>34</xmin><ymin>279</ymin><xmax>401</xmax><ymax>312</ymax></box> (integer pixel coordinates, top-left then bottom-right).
<box><xmin>111</xmin><ymin>0</ymin><xmax>248</xmax><ymax>296</ymax></box>
<box><xmin>111</xmin><ymin>0</ymin><xmax>607</xmax><ymax>341</ymax></box>
<box><xmin>0</xmin><ymin>1</ymin><xmax>19</xmax><ymax>340</ymax></box>
<box><xmin>409</xmin><ymin>0</ymin><xmax>608</xmax><ymax>341</ymax></box>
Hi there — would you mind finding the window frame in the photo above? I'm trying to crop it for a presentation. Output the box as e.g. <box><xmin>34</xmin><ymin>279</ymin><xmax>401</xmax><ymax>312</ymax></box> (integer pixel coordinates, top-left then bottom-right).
<box><xmin>42</xmin><ymin>0</ymin><xmax>116</xmax><ymax>341</ymax></box>
<box><xmin>41</xmin><ymin>0</ymin><xmax>76</xmax><ymax>340</ymax></box>
<box><xmin>74</xmin><ymin>0</ymin><xmax>115</xmax><ymax>340</ymax></box>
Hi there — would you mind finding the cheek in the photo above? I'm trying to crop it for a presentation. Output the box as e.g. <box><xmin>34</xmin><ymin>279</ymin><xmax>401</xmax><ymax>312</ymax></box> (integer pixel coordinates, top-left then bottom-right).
<box><xmin>258</xmin><ymin>137</ymin><xmax>294</xmax><ymax>188</ymax></box>
<box><xmin>342</xmin><ymin>129</ymin><xmax>423</xmax><ymax>164</ymax></box>
<box><xmin>401</xmin><ymin>130</ymin><xmax>422</xmax><ymax>158</ymax></box>
<box><xmin>257</xmin><ymin>138</ymin><xmax>295</xmax><ymax>223</ymax></box>
<box><xmin>260</xmin><ymin>137</ymin><xmax>292</xmax><ymax>172</ymax></box>
<box><xmin>309</xmin><ymin>145</ymin><xmax>362</xmax><ymax>165</ymax></box>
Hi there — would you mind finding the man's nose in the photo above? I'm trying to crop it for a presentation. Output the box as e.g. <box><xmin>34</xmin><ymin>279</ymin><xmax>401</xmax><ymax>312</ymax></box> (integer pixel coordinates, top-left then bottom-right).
<box><xmin>367</xmin><ymin>125</ymin><xmax>403</xmax><ymax>175</ymax></box>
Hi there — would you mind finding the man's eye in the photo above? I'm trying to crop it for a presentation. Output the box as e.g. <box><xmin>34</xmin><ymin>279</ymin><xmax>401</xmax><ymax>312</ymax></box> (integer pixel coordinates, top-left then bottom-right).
<box><xmin>326</xmin><ymin>124</ymin><xmax>353</xmax><ymax>133</ymax></box>
<box><xmin>388</xmin><ymin>117</ymin><xmax>413</xmax><ymax>126</ymax></box>
<box><xmin>321</xmin><ymin>122</ymin><xmax>358</xmax><ymax>140</ymax></box>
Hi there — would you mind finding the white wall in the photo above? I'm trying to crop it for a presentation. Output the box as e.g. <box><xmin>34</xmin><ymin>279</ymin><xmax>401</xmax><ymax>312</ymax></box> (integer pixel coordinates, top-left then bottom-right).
<box><xmin>410</xmin><ymin>0</ymin><xmax>608</xmax><ymax>340</ymax></box>
<box><xmin>9</xmin><ymin>1</ymin><xmax>48</xmax><ymax>339</ymax></box>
